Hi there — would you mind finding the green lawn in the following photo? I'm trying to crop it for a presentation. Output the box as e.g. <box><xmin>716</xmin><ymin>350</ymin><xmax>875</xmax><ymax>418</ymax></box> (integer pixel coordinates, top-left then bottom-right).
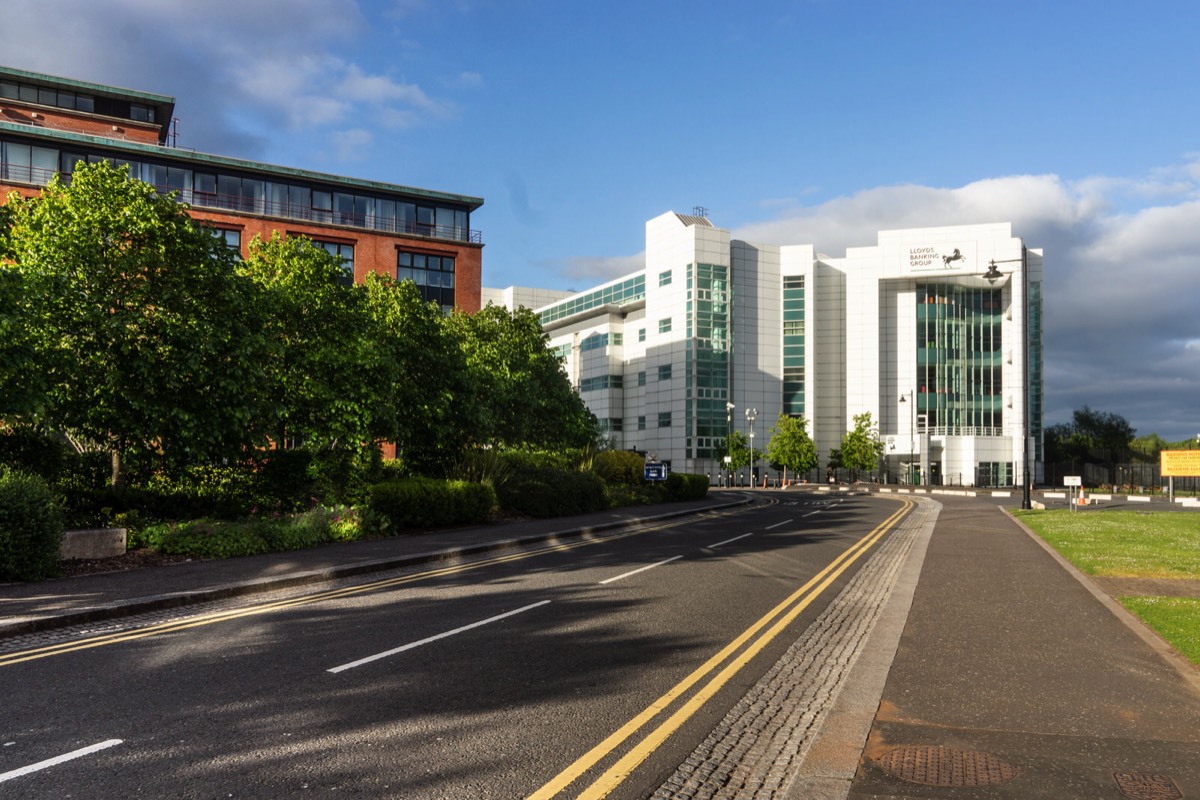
<box><xmin>1014</xmin><ymin>509</ymin><xmax>1200</xmax><ymax>667</ymax></box>
<box><xmin>1013</xmin><ymin>509</ymin><xmax>1200</xmax><ymax>578</ymax></box>
<box><xmin>1119</xmin><ymin>597</ymin><xmax>1200</xmax><ymax>665</ymax></box>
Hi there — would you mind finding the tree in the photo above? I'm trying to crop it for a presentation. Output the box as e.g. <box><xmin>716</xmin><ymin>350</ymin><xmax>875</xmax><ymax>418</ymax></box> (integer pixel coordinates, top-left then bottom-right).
<box><xmin>447</xmin><ymin>305</ymin><xmax>597</xmax><ymax>451</ymax></box>
<box><xmin>361</xmin><ymin>274</ymin><xmax>474</xmax><ymax>474</ymax></box>
<box><xmin>0</xmin><ymin>259</ymin><xmax>44</xmax><ymax>420</ymax></box>
<box><xmin>1130</xmin><ymin>432</ymin><xmax>1170</xmax><ymax>460</ymax></box>
<box><xmin>766</xmin><ymin>414</ymin><xmax>817</xmax><ymax>483</ymax></box>
<box><xmin>725</xmin><ymin>430</ymin><xmax>753</xmax><ymax>472</ymax></box>
<box><xmin>1072</xmin><ymin>405</ymin><xmax>1135</xmax><ymax>485</ymax></box>
<box><xmin>1044</xmin><ymin>422</ymin><xmax>1087</xmax><ymax>466</ymax></box>
<box><xmin>5</xmin><ymin>163</ymin><xmax>270</xmax><ymax>486</ymax></box>
<box><xmin>238</xmin><ymin>232</ymin><xmax>387</xmax><ymax>452</ymax></box>
<box><xmin>840</xmin><ymin>412</ymin><xmax>884</xmax><ymax>481</ymax></box>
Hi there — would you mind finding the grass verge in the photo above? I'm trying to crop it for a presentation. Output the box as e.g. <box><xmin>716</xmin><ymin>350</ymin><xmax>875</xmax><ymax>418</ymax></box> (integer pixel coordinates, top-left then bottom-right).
<box><xmin>1119</xmin><ymin>597</ymin><xmax>1200</xmax><ymax>666</ymax></box>
<box><xmin>1013</xmin><ymin>509</ymin><xmax>1200</xmax><ymax>668</ymax></box>
<box><xmin>1012</xmin><ymin>509</ymin><xmax>1200</xmax><ymax>578</ymax></box>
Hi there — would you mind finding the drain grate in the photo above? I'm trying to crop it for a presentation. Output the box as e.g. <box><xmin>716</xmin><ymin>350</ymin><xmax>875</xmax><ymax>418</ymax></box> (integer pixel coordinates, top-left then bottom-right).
<box><xmin>1114</xmin><ymin>772</ymin><xmax>1183</xmax><ymax>800</ymax></box>
<box><xmin>874</xmin><ymin>745</ymin><xmax>1018</xmax><ymax>787</ymax></box>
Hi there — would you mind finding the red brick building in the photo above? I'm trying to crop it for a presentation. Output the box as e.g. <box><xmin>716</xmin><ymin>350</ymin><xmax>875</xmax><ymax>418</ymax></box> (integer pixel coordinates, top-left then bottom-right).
<box><xmin>0</xmin><ymin>65</ymin><xmax>484</xmax><ymax>312</ymax></box>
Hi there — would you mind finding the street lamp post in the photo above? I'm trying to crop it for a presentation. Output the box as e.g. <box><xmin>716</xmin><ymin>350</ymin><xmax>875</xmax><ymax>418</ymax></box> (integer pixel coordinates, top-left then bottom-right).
<box><xmin>899</xmin><ymin>391</ymin><xmax>914</xmax><ymax>485</ymax></box>
<box><xmin>725</xmin><ymin>402</ymin><xmax>735</xmax><ymax>487</ymax></box>
<box><xmin>745</xmin><ymin>407</ymin><xmax>757</xmax><ymax>487</ymax></box>
<box><xmin>985</xmin><ymin>255</ymin><xmax>1032</xmax><ymax>510</ymax></box>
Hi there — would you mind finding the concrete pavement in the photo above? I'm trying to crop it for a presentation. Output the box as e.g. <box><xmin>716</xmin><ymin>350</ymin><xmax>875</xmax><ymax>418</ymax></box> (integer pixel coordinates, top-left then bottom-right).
<box><xmin>841</xmin><ymin>495</ymin><xmax>1200</xmax><ymax>800</ymax></box>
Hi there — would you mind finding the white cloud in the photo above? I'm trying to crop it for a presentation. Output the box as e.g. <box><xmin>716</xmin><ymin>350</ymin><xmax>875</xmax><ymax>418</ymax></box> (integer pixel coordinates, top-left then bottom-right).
<box><xmin>559</xmin><ymin>253</ymin><xmax>645</xmax><ymax>283</ymax></box>
<box><xmin>0</xmin><ymin>0</ymin><xmax>453</xmax><ymax>160</ymax></box>
<box><xmin>331</xmin><ymin>129</ymin><xmax>374</xmax><ymax>161</ymax></box>
<box><xmin>450</xmin><ymin>71</ymin><xmax>485</xmax><ymax>89</ymax></box>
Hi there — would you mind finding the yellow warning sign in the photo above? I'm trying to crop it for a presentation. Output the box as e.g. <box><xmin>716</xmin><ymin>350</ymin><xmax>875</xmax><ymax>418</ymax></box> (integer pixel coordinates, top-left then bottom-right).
<box><xmin>1161</xmin><ymin>450</ymin><xmax>1200</xmax><ymax>477</ymax></box>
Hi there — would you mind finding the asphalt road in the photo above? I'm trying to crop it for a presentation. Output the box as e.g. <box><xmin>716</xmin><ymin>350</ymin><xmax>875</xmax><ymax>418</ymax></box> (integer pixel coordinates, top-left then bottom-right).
<box><xmin>1</xmin><ymin>494</ymin><xmax>910</xmax><ymax>799</ymax></box>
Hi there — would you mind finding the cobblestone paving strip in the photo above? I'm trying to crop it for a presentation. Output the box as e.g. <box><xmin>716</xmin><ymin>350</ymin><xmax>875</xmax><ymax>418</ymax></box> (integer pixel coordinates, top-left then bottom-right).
<box><xmin>652</xmin><ymin>501</ymin><xmax>935</xmax><ymax>800</ymax></box>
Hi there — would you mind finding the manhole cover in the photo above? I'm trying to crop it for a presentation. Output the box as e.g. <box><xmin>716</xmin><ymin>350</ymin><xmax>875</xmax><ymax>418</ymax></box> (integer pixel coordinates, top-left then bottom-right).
<box><xmin>1114</xmin><ymin>772</ymin><xmax>1183</xmax><ymax>800</ymax></box>
<box><xmin>875</xmin><ymin>745</ymin><xmax>1018</xmax><ymax>787</ymax></box>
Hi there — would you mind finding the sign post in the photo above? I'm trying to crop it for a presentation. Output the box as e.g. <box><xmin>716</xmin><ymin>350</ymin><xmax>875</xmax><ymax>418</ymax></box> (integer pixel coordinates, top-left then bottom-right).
<box><xmin>1064</xmin><ymin>475</ymin><xmax>1082</xmax><ymax>511</ymax></box>
<box><xmin>1161</xmin><ymin>450</ymin><xmax>1200</xmax><ymax>503</ymax></box>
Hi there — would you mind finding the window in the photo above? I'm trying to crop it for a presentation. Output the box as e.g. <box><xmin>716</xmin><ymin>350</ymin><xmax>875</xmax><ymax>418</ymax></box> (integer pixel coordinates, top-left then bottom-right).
<box><xmin>658</xmin><ymin>364</ymin><xmax>672</xmax><ymax>381</ymax></box>
<box><xmin>659</xmin><ymin>270</ymin><xmax>672</xmax><ymax>287</ymax></box>
<box><xmin>210</xmin><ymin>228</ymin><xmax>242</xmax><ymax>258</ymax></box>
<box><xmin>658</xmin><ymin>318</ymin><xmax>672</xmax><ymax>334</ymax></box>
<box><xmin>398</xmin><ymin>250</ymin><xmax>456</xmax><ymax>306</ymax></box>
<box><xmin>637</xmin><ymin>371</ymin><xmax>646</xmax><ymax>387</ymax></box>
<box><xmin>638</xmin><ymin>416</ymin><xmax>647</xmax><ymax>431</ymax></box>
<box><xmin>579</xmin><ymin>375</ymin><xmax>624</xmax><ymax>392</ymax></box>
<box><xmin>638</xmin><ymin>328</ymin><xmax>646</xmax><ymax>342</ymax></box>
<box><xmin>581</xmin><ymin>333</ymin><xmax>615</xmax><ymax>352</ymax></box>
<box><xmin>658</xmin><ymin>412</ymin><xmax>672</xmax><ymax>428</ymax></box>
<box><xmin>314</xmin><ymin>240</ymin><xmax>355</xmax><ymax>286</ymax></box>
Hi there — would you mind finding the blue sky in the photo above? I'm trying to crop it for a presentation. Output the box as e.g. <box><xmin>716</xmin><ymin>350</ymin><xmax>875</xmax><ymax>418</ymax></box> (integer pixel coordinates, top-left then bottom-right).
<box><xmin>4</xmin><ymin>0</ymin><xmax>1199</xmax><ymax>442</ymax></box>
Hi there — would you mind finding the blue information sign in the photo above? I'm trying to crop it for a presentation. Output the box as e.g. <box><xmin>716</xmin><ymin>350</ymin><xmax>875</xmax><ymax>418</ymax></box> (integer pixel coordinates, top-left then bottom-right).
<box><xmin>644</xmin><ymin>462</ymin><xmax>667</xmax><ymax>482</ymax></box>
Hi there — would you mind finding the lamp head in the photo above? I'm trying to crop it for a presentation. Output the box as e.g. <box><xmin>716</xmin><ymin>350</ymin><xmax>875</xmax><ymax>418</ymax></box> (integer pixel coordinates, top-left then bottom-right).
<box><xmin>983</xmin><ymin>260</ymin><xmax>1003</xmax><ymax>284</ymax></box>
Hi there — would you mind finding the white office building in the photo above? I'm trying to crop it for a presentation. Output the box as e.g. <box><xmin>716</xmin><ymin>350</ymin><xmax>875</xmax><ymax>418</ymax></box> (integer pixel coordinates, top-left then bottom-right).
<box><xmin>487</xmin><ymin>211</ymin><xmax>1043</xmax><ymax>488</ymax></box>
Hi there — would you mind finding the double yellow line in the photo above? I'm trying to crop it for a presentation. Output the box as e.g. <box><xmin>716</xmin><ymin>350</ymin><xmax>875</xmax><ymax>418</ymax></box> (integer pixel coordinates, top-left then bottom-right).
<box><xmin>0</xmin><ymin>508</ymin><xmax>749</xmax><ymax>668</ymax></box>
<box><xmin>528</xmin><ymin>498</ymin><xmax>912</xmax><ymax>800</ymax></box>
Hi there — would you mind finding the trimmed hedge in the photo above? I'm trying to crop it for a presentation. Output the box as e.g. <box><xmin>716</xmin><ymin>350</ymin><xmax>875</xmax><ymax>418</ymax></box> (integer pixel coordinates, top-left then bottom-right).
<box><xmin>368</xmin><ymin>478</ymin><xmax>495</xmax><ymax>531</ymax></box>
<box><xmin>0</xmin><ymin>467</ymin><xmax>65</xmax><ymax>581</ymax></box>
<box><xmin>495</xmin><ymin>465</ymin><xmax>605</xmax><ymax>518</ymax></box>
<box><xmin>665</xmin><ymin>472</ymin><xmax>709</xmax><ymax>501</ymax></box>
<box><xmin>592</xmin><ymin>450</ymin><xmax>647</xmax><ymax>486</ymax></box>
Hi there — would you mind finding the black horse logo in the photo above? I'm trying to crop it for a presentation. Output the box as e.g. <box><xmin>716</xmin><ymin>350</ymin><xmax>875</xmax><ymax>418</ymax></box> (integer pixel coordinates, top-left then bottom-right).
<box><xmin>942</xmin><ymin>248</ymin><xmax>967</xmax><ymax>267</ymax></box>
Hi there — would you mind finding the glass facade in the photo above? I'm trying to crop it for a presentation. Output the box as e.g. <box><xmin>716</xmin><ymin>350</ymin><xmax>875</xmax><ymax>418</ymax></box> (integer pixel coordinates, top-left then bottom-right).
<box><xmin>916</xmin><ymin>284</ymin><xmax>1003</xmax><ymax>434</ymax></box>
<box><xmin>580</xmin><ymin>332</ymin><xmax>622</xmax><ymax>352</ymax></box>
<box><xmin>0</xmin><ymin>135</ymin><xmax>477</xmax><ymax>243</ymax></box>
<box><xmin>580</xmin><ymin>375</ymin><xmax>623</xmax><ymax>392</ymax></box>
<box><xmin>782</xmin><ymin>275</ymin><xmax>805</xmax><ymax>416</ymax></box>
<box><xmin>537</xmin><ymin>275</ymin><xmax>645</xmax><ymax>324</ymax></box>
<box><xmin>685</xmin><ymin>263</ymin><xmax>730</xmax><ymax>460</ymax></box>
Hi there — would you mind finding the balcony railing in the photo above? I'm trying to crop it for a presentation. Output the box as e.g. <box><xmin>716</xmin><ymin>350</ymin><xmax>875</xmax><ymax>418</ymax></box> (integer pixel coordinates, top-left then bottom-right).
<box><xmin>0</xmin><ymin>162</ymin><xmax>483</xmax><ymax>244</ymax></box>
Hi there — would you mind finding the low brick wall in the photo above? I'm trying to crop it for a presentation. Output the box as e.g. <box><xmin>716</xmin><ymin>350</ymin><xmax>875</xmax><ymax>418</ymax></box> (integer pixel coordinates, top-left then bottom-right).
<box><xmin>60</xmin><ymin>528</ymin><xmax>127</xmax><ymax>560</ymax></box>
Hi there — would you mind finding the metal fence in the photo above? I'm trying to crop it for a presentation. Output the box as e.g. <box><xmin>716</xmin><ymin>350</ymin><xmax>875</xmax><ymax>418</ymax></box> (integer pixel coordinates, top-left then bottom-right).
<box><xmin>1044</xmin><ymin>461</ymin><xmax>1200</xmax><ymax>494</ymax></box>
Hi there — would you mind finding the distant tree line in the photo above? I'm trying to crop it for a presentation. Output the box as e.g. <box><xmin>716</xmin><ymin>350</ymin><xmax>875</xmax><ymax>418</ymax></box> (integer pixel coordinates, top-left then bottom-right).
<box><xmin>1045</xmin><ymin>405</ymin><xmax>1194</xmax><ymax>486</ymax></box>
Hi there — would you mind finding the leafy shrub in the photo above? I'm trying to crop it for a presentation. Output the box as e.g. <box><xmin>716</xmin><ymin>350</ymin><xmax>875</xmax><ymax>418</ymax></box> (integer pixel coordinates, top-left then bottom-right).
<box><xmin>0</xmin><ymin>427</ymin><xmax>74</xmax><ymax>483</ymax></box>
<box><xmin>666</xmin><ymin>472</ymin><xmax>709</xmax><ymax>501</ymax></box>
<box><xmin>146</xmin><ymin>465</ymin><xmax>258</xmax><ymax>518</ymax></box>
<box><xmin>592</xmin><ymin>450</ymin><xmax>647</xmax><ymax>487</ymax></box>
<box><xmin>368</xmin><ymin>478</ymin><xmax>495</xmax><ymax>531</ymax></box>
<box><xmin>448</xmin><ymin>448</ymin><xmax>515</xmax><ymax>488</ymax></box>
<box><xmin>251</xmin><ymin>446</ymin><xmax>380</xmax><ymax>511</ymax></box>
<box><xmin>495</xmin><ymin>464</ymin><xmax>605</xmax><ymax>518</ymax></box>
<box><xmin>251</xmin><ymin>450</ymin><xmax>318</xmax><ymax>512</ymax></box>
<box><xmin>147</xmin><ymin>519</ymin><xmax>272</xmax><ymax>559</ymax></box>
<box><xmin>377</xmin><ymin>459</ymin><xmax>411</xmax><ymax>483</ymax></box>
<box><xmin>140</xmin><ymin>504</ymin><xmax>379</xmax><ymax>559</ymax></box>
<box><xmin>56</xmin><ymin>450</ymin><xmax>111</xmax><ymax>492</ymax></box>
<box><xmin>0</xmin><ymin>467</ymin><xmax>65</xmax><ymax>581</ymax></box>
<box><xmin>264</xmin><ymin>512</ymin><xmax>330</xmax><ymax>551</ymax></box>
